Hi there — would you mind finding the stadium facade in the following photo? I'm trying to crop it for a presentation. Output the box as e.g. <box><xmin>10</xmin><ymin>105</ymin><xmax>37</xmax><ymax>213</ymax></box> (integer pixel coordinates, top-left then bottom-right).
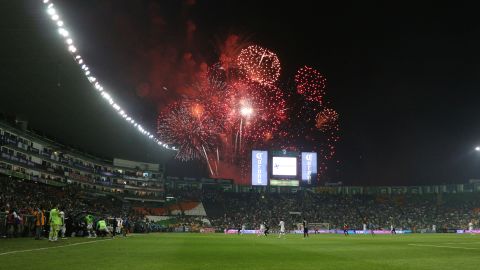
<box><xmin>0</xmin><ymin>120</ymin><xmax>165</xmax><ymax>202</ymax></box>
<box><xmin>2</xmin><ymin>119</ymin><xmax>480</xmax><ymax>198</ymax></box>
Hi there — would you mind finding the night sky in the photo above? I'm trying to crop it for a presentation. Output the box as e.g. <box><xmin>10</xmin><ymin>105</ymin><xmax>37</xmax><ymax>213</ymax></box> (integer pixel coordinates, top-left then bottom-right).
<box><xmin>2</xmin><ymin>0</ymin><xmax>480</xmax><ymax>186</ymax></box>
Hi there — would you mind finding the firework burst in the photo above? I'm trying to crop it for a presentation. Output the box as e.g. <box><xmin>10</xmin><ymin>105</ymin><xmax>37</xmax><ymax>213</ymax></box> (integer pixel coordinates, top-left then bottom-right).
<box><xmin>316</xmin><ymin>108</ymin><xmax>339</xmax><ymax>131</ymax></box>
<box><xmin>157</xmin><ymin>100</ymin><xmax>223</xmax><ymax>161</ymax></box>
<box><xmin>237</xmin><ymin>45</ymin><xmax>281</xmax><ymax>85</ymax></box>
<box><xmin>295</xmin><ymin>65</ymin><xmax>327</xmax><ymax>103</ymax></box>
<box><xmin>226</xmin><ymin>81</ymin><xmax>287</xmax><ymax>145</ymax></box>
<box><xmin>156</xmin><ymin>39</ymin><xmax>340</xmax><ymax>184</ymax></box>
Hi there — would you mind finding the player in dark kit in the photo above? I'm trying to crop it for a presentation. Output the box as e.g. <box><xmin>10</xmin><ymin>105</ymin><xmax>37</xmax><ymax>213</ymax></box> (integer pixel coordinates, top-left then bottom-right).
<box><xmin>303</xmin><ymin>219</ymin><xmax>309</xmax><ymax>238</ymax></box>
<box><xmin>370</xmin><ymin>223</ymin><xmax>375</xmax><ymax>236</ymax></box>
<box><xmin>343</xmin><ymin>224</ymin><xmax>349</xmax><ymax>236</ymax></box>
<box><xmin>264</xmin><ymin>223</ymin><xmax>270</xmax><ymax>236</ymax></box>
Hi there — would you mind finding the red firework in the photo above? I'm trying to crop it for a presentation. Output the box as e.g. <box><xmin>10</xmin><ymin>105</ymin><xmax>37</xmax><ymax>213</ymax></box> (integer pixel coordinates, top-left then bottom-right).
<box><xmin>157</xmin><ymin>100</ymin><xmax>223</xmax><ymax>161</ymax></box>
<box><xmin>315</xmin><ymin>108</ymin><xmax>339</xmax><ymax>131</ymax></box>
<box><xmin>237</xmin><ymin>45</ymin><xmax>281</xmax><ymax>85</ymax></box>
<box><xmin>295</xmin><ymin>65</ymin><xmax>327</xmax><ymax>103</ymax></box>
<box><xmin>226</xmin><ymin>81</ymin><xmax>287</xmax><ymax>144</ymax></box>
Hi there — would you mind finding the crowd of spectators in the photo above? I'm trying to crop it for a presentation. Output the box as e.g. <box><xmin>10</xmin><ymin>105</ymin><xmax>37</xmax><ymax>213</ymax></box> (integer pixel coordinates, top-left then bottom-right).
<box><xmin>167</xmin><ymin>189</ymin><xmax>480</xmax><ymax>232</ymax></box>
<box><xmin>211</xmin><ymin>191</ymin><xmax>480</xmax><ymax>231</ymax></box>
<box><xmin>3</xmin><ymin>175</ymin><xmax>480</xmax><ymax>238</ymax></box>
<box><xmin>0</xmin><ymin>176</ymin><xmax>132</xmax><ymax>238</ymax></box>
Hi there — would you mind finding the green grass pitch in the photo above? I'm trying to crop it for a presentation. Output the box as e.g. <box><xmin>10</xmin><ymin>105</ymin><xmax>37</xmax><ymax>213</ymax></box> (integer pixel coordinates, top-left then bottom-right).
<box><xmin>1</xmin><ymin>233</ymin><xmax>479</xmax><ymax>270</ymax></box>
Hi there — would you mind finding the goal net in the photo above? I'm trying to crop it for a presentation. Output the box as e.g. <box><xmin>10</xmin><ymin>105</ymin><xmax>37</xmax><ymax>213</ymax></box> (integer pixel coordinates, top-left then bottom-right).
<box><xmin>309</xmin><ymin>223</ymin><xmax>330</xmax><ymax>230</ymax></box>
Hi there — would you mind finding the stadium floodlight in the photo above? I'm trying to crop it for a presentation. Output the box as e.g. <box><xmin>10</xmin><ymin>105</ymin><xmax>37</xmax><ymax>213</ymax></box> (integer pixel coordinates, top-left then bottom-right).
<box><xmin>47</xmin><ymin>7</ymin><xmax>56</xmax><ymax>16</ymax></box>
<box><xmin>42</xmin><ymin>0</ymin><xmax>176</xmax><ymax>151</ymax></box>
<box><xmin>475</xmin><ymin>146</ymin><xmax>480</xmax><ymax>151</ymax></box>
<box><xmin>58</xmin><ymin>28</ymin><xmax>68</xmax><ymax>37</ymax></box>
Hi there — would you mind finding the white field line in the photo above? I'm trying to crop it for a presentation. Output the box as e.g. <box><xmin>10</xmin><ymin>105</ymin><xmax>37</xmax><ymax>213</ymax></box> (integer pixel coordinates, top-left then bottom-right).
<box><xmin>0</xmin><ymin>238</ymin><xmax>113</xmax><ymax>256</ymax></box>
<box><xmin>408</xmin><ymin>243</ymin><xmax>479</xmax><ymax>250</ymax></box>
<box><xmin>440</xmin><ymin>242</ymin><xmax>480</xmax><ymax>245</ymax></box>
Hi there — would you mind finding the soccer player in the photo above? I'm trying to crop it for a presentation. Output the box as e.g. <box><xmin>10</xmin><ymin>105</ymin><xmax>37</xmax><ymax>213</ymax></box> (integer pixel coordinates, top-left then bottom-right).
<box><xmin>390</xmin><ymin>224</ymin><xmax>396</xmax><ymax>234</ymax></box>
<box><xmin>85</xmin><ymin>214</ymin><xmax>96</xmax><ymax>238</ymax></box>
<box><xmin>278</xmin><ymin>220</ymin><xmax>286</xmax><ymax>238</ymax></box>
<box><xmin>48</xmin><ymin>205</ymin><xmax>61</xmax><ymax>242</ymax></box>
<box><xmin>259</xmin><ymin>222</ymin><xmax>265</xmax><ymax>236</ymax></box>
<box><xmin>343</xmin><ymin>223</ymin><xmax>349</xmax><ymax>236</ymax></box>
<box><xmin>241</xmin><ymin>224</ymin><xmax>246</xmax><ymax>234</ymax></box>
<box><xmin>303</xmin><ymin>219</ymin><xmax>309</xmax><ymax>238</ymax></box>
<box><xmin>264</xmin><ymin>222</ymin><xmax>270</xmax><ymax>237</ymax></box>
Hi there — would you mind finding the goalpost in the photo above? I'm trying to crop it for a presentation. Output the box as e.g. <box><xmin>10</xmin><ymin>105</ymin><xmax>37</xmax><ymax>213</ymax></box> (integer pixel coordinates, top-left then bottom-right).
<box><xmin>310</xmin><ymin>223</ymin><xmax>330</xmax><ymax>231</ymax></box>
<box><xmin>295</xmin><ymin>222</ymin><xmax>330</xmax><ymax>231</ymax></box>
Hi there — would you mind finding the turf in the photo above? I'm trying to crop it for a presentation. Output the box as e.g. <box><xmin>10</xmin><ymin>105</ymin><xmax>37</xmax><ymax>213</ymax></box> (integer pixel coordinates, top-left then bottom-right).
<box><xmin>1</xmin><ymin>233</ymin><xmax>479</xmax><ymax>270</ymax></box>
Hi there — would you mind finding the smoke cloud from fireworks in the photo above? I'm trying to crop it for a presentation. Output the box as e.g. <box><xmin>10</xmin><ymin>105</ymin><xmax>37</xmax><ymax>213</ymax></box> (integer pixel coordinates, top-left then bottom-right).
<box><xmin>103</xmin><ymin>1</ymin><xmax>340</xmax><ymax>183</ymax></box>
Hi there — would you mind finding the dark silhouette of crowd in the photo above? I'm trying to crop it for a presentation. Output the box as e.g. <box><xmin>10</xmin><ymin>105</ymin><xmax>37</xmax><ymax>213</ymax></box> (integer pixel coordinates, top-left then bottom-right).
<box><xmin>3</xmin><ymin>177</ymin><xmax>480</xmax><ymax>237</ymax></box>
<box><xmin>0</xmin><ymin>176</ymin><xmax>130</xmax><ymax>238</ymax></box>
<box><xmin>171</xmin><ymin>188</ymin><xmax>480</xmax><ymax>232</ymax></box>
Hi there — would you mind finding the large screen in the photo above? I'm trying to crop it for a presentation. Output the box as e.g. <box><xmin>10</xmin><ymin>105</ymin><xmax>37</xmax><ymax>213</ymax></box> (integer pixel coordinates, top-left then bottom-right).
<box><xmin>251</xmin><ymin>150</ymin><xmax>268</xmax><ymax>186</ymax></box>
<box><xmin>272</xmin><ymin>157</ymin><xmax>297</xmax><ymax>176</ymax></box>
<box><xmin>301</xmin><ymin>152</ymin><xmax>317</xmax><ymax>183</ymax></box>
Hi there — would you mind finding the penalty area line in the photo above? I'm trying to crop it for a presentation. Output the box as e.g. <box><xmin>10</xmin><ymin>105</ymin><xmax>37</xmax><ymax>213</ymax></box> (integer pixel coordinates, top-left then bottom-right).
<box><xmin>0</xmin><ymin>238</ymin><xmax>113</xmax><ymax>256</ymax></box>
<box><xmin>408</xmin><ymin>243</ymin><xmax>479</xmax><ymax>250</ymax></box>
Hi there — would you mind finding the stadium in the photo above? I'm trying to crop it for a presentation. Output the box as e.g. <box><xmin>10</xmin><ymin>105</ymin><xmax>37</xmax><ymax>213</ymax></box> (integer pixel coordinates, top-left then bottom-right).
<box><xmin>1</xmin><ymin>1</ymin><xmax>480</xmax><ymax>270</ymax></box>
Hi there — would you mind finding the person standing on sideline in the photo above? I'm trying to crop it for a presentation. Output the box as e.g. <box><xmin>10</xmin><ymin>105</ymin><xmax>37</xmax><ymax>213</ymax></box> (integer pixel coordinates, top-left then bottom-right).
<box><xmin>48</xmin><ymin>205</ymin><xmax>61</xmax><ymax>242</ymax></box>
<box><xmin>112</xmin><ymin>217</ymin><xmax>118</xmax><ymax>238</ymax></box>
<box><xmin>59</xmin><ymin>210</ymin><xmax>67</xmax><ymax>239</ymax></box>
<box><xmin>85</xmin><ymin>214</ymin><xmax>96</xmax><ymax>238</ymax></box>
<box><xmin>33</xmin><ymin>207</ymin><xmax>45</xmax><ymax>240</ymax></box>
<box><xmin>97</xmin><ymin>218</ymin><xmax>109</xmax><ymax>237</ymax></box>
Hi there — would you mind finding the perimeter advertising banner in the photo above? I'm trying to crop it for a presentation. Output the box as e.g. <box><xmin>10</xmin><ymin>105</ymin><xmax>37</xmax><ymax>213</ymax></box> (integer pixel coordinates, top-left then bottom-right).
<box><xmin>301</xmin><ymin>152</ymin><xmax>317</xmax><ymax>183</ymax></box>
<box><xmin>252</xmin><ymin>150</ymin><xmax>268</xmax><ymax>186</ymax></box>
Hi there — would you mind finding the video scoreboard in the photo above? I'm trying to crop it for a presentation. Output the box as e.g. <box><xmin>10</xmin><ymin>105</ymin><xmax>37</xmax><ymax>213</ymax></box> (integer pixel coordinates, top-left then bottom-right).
<box><xmin>251</xmin><ymin>149</ymin><xmax>317</xmax><ymax>186</ymax></box>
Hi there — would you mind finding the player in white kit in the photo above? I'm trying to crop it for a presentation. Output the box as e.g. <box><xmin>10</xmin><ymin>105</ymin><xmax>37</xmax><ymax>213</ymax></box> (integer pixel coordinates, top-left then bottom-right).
<box><xmin>468</xmin><ymin>221</ymin><xmax>474</xmax><ymax>234</ymax></box>
<box><xmin>258</xmin><ymin>223</ymin><xmax>265</xmax><ymax>236</ymax></box>
<box><xmin>278</xmin><ymin>220</ymin><xmax>286</xmax><ymax>238</ymax></box>
<box><xmin>59</xmin><ymin>211</ymin><xmax>67</xmax><ymax>239</ymax></box>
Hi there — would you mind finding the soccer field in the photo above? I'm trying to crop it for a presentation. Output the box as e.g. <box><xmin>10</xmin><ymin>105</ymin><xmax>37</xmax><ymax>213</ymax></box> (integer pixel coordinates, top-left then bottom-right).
<box><xmin>1</xmin><ymin>233</ymin><xmax>479</xmax><ymax>270</ymax></box>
